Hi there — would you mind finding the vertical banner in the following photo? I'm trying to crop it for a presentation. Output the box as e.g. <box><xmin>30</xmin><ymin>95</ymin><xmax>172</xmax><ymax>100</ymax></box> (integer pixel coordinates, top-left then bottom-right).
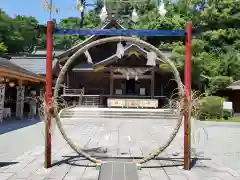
<box><xmin>16</xmin><ymin>86</ymin><xmax>25</xmax><ymax>119</ymax></box>
<box><xmin>0</xmin><ymin>84</ymin><xmax>5</xmax><ymax>122</ymax></box>
<box><xmin>184</xmin><ymin>22</ymin><xmax>192</xmax><ymax>170</ymax></box>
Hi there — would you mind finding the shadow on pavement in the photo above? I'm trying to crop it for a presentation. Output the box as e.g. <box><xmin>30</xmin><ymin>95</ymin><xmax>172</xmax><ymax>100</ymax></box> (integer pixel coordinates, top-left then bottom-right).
<box><xmin>52</xmin><ymin>155</ymin><xmax>204</xmax><ymax>168</ymax></box>
<box><xmin>0</xmin><ymin>118</ymin><xmax>41</xmax><ymax>135</ymax></box>
<box><xmin>0</xmin><ymin>161</ymin><xmax>18</xmax><ymax>168</ymax></box>
<box><xmin>51</xmin><ymin>155</ymin><xmax>211</xmax><ymax>169</ymax></box>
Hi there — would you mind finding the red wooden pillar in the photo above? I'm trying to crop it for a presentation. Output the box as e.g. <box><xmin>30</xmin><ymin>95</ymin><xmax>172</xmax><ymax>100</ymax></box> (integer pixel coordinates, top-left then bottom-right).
<box><xmin>45</xmin><ymin>20</ymin><xmax>54</xmax><ymax>168</ymax></box>
<box><xmin>183</xmin><ymin>22</ymin><xmax>192</xmax><ymax>170</ymax></box>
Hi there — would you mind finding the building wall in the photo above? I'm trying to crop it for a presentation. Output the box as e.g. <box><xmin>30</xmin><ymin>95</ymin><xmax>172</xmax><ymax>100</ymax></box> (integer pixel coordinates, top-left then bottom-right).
<box><xmin>68</xmin><ymin>70</ymin><xmax>177</xmax><ymax>97</ymax></box>
<box><xmin>229</xmin><ymin>90</ymin><xmax>240</xmax><ymax>113</ymax></box>
<box><xmin>69</xmin><ymin>71</ymin><xmax>110</xmax><ymax>94</ymax></box>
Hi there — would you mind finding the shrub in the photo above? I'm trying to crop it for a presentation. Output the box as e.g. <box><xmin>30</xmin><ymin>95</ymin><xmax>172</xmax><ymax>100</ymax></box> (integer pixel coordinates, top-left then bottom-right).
<box><xmin>197</xmin><ymin>96</ymin><xmax>224</xmax><ymax>120</ymax></box>
<box><xmin>222</xmin><ymin>109</ymin><xmax>233</xmax><ymax>120</ymax></box>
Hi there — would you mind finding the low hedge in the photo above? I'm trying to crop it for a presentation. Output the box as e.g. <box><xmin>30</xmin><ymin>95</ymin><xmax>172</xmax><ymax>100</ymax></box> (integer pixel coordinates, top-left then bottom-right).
<box><xmin>197</xmin><ymin>96</ymin><xmax>232</xmax><ymax>120</ymax></box>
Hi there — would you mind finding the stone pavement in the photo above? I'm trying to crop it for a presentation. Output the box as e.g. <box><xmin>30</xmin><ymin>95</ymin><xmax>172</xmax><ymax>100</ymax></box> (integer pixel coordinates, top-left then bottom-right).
<box><xmin>1</xmin><ymin>116</ymin><xmax>240</xmax><ymax>180</ymax></box>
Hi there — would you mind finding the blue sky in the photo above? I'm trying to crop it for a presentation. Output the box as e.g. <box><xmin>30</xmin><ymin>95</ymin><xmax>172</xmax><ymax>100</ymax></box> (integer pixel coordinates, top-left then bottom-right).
<box><xmin>1</xmin><ymin>0</ymin><xmax>94</xmax><ymax>24</ymax></box>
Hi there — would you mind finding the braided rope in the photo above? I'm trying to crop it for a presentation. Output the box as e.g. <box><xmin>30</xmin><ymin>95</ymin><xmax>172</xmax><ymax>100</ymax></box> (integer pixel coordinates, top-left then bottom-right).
<box><xmin>51</xmin><ymin>36</ymin><xmax>185</xmax><ymax>164</ymax></box>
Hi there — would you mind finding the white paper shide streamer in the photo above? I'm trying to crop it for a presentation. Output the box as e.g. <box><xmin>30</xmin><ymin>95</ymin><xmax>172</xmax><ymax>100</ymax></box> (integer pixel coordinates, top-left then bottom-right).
<box><xmin>99</xmin><ymin>5</ymin><xmax>108</xmax><ymax>22</ymax></box>
<box><xmin>131</xmin><ymin>8</ymin><xmax>139</xmax><ymax>22</ymax></box>
<box><xmin>76</xmin><ymin>0</ymin><xmax>84</xmax><ymax>12</ymax></box>
<box><xmin>116</xmin><ymin>42</ymin><xmax>125</xmax><ymax>58</ymax></box>
<box><xmin>146</xmin><ymin>51</ymin><xmax>157</xmax><ymax>66</ymax></box>
<box><xmin>84</xmin><ymin>50</ymin><xmax>93</xmax><ymax>64</ymax></box>
<box><xmin>158</xmin><ymin>3</ymin><xmax>167</xmax><ymax>17</ymax></box>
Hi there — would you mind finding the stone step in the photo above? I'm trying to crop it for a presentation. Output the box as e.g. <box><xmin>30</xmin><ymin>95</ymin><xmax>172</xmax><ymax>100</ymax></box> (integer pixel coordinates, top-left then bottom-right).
<box><xmin>61</xmin><ymin>113</ymin><xmax>177</xmax><ymax>118</ymax></box>
<box><xmin>61</xmin><ymin>110</ymin><xmax>176</xmax><ymax>115</ymax></box>
<box><xmin>60</xmin><ymin>107</ymin><xmax>178</xmax><ymax>119</ymax></box>
<box><xmin>60</xmin><ymin>112</ymin><xmax>177</xmax><ymax>116</ymax></box>
<box><xmin>62</xmin><ymin>107</ymin><xmax>176</xmax><ymax>112</ymax></box>
<box><xmin>61</xmin><ymin>116</ymin><xmax>177</xmax><ymax>121</ymax></box>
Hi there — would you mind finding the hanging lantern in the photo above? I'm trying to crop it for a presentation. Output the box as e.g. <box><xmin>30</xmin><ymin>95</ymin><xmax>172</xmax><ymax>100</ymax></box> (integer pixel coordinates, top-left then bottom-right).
<box><xmin>30</xmin><ymin>90</ymin><xmax>36</xmax><ymax>95</ymax></box>
<box><xmin>9</xmin><ymin>82</ymin><xmax>15</xmax><ymax>88</ymax></box>
<box><xmin>5</xmin><ymin>78</ymin><xmax>9</xmax><ymax>82</ymax></box>
<box><xmin>0</xmin><ymin>76</ymin><xmax>4</xmax><ymax>82</ymax></box>
<box><xmin>78</xmin><ymin>6</ymin><xmax>84</xmax><ymax>12</ymax></box>
<box><xmin>99</xmin><ymin>5</ymin><xmax>108</xmax><ymax>22</ymax></box>
<box><xmin>131</xmin><ymin>8</ymin><xmax>139</xmax><ymax>23</ymax></box>
<box><xmin>158</xmin><ymin>2</ymin><xmax>167</xmax><ymax>17</ymax></box>
<box><xmin>126</xmin><ymin>75</ymin><xmax>130</xmax><ymax>80</ymax></box>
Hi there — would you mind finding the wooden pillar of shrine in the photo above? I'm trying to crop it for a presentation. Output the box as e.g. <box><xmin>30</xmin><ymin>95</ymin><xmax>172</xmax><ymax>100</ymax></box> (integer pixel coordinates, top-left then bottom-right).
<box><xmin>16</xmin><ymin>80</ymin><xmax>25</xmax><ymax>119</ymax></box>
<box><xmin>151</xmin><ymin>69</ymin><xmax>155</xmax><ymax>98</ymax></box>
<box><xmin>66</xmin><ymin>71</ymin><xmax>70</xmax><ymax>87</ymax></box>
<box><xmin>110</xmin><ymin>67</ymin><xmax>114</xmax><ymax>95</ymax></box>
<box><xmin>0</xmin><ymin>84</ymin><xmax>5</xmax><ymax>122</ymax></box>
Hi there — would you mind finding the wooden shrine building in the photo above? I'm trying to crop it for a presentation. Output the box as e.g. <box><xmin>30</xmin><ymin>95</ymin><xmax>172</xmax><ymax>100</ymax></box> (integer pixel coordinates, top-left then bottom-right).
<box><xmin>55</xmin><ymin>20</ymin><xmax>176</xmax><ymax>108</ymax></box>
<box><xmin>0</xmin><ymin>56</ymin><xmax>45</xmax><ymax>122</ymax></box>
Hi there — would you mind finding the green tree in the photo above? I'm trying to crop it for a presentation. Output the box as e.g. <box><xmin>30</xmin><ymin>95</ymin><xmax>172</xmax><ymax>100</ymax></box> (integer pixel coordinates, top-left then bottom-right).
<box><xmin>53</xmin><ymin>11</ymin><xmax>100</xmax><ymax>49</ymax></box>
<box><xmin>0</xmin><ymin>9</ymin><xmax>39</xmax><ymax>53</ymax></box>
<box><xmin>0</xmin><ymin>42</ymin><xmax>7</xmax><ymax>52</ymax></box>
<box><xmin>132</xmin><ymin>0</ymin><xmax>240</xmax><ymax>92</ymax></box>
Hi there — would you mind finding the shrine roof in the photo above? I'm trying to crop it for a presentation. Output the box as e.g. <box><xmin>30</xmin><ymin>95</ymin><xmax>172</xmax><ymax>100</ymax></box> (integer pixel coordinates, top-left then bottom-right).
<box><xmin>73</xmin><ymin>44</ymin><xmax>172</xmax><ymax>70</ymax></box>
<box><xmin>10</xmin><ymin>56</ymin><xmax>58</xmax><ymax>75</ymax></box>
<box><xmin>227</xmin><ymin>80</ymin><xmax>240</xmax><ymax>90</ymax></box>
<box><xmin>0</xmin><ymin>57</ymin><xmax>45</xmax><ymax>82</ymax></box>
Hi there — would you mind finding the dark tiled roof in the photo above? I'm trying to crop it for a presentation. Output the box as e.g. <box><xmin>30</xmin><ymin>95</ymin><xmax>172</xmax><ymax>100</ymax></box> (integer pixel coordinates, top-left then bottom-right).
<box><xmin>227</xmin><ymin>80</ymin><xmax>240</xmax><ymax>90</ymax></box>
<box><xmin>0</xmin><ymin>57</ymin><xmax>40</xmax><ymax>77</ymax></box>
<box><xmin>10</xmin><ymin>56</ymin><xmax>58</xmax><ymax>75</ymax></box>
<box><xmin>32</xmin><ymin>50</ymin><xmax>66</xmax><ymax>56</ymax></box>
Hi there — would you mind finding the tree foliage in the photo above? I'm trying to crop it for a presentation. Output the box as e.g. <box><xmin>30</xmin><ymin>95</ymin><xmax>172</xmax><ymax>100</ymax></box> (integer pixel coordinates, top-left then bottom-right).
<box><xmin>0</xmin><ymin>9</ymin><xmax>39</xmax><ymax>53</ymax></box>
<box><xmin>0</xmin><ymin>0</ymin><xmax>240</xmax><ymax>93</ymax></box>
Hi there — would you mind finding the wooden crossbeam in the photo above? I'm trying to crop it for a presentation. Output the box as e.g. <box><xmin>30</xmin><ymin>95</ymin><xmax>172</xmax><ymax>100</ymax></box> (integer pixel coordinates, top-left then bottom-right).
<box><xmin>113</xmin><ymin>74</ymin><xmax>152</xmax><ymax>79</ymax></box>
<box><xmin>55</xmin><ymin>28</ymin><xmax>185</xmax><ymax>36</ymax></box>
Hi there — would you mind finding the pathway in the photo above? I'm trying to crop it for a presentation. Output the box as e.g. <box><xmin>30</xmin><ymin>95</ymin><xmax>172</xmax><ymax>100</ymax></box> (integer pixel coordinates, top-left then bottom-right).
<box><xmin>0</xmin><ymin>116</ymin><xmax>240</xmax><ymax>179</ymax></box>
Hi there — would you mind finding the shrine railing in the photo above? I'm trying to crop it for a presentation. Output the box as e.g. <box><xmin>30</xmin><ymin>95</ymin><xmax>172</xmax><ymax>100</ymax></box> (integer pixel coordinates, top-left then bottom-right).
<box><xmin>63</xmin><ymin>87</ymin><xmax>84</xmax><ymax>96</ymax></box>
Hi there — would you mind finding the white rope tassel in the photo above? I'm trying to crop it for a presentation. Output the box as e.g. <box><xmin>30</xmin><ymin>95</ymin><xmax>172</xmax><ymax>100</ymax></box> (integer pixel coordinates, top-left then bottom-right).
<box><xmin>99</xmin><ymin>5</ymin><xmax>108</xmax><ymax>22</ymax></box>
<box><xmin>116</xmin><ymin>42</ymin><xmax>125</xmax><ymax>58</ymax></box>
<box><xmin>84</xmin><ymin>50</ymin><xmax>93</xmax><ymax>64</ymax></box>
<box><xmin>146</xmin><ymin>51</ymin><xmax>157</xmax><ymax>66</ymax></box>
